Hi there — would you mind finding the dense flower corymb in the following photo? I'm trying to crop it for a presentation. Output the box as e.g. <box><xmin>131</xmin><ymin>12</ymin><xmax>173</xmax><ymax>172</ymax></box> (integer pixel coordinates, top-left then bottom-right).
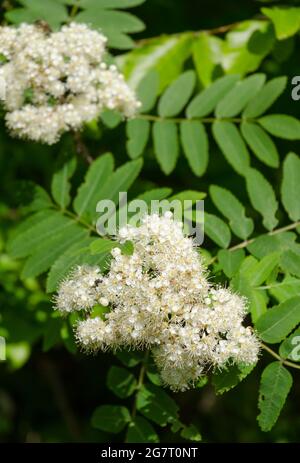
<box><xmin>54</xmin><ymin>213</ymin><xmax>260</xmax><ymax>391</ymax></box>
<box><xmin>0</xmin><ymin>23</ymin><xmax>140</xmax><ymax>144</ymax></box>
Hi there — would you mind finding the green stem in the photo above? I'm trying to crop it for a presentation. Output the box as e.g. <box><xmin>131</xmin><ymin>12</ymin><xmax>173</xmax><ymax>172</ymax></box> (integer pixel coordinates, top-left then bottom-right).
<box><xmin>261</xmin><ymin>343</ymin><xmax>300</xmax><ymax>370</ymax></box>
<box><xmin>69</xmin><ymin>1</ymin><xmax>81</xmax><ymax>19</ymax></box>
<box><xmin>61</xmin><ymin>208</ymin><xmax>96</xmax><ymax>233</ymax></box>
<box><xmin>229</xmin><ymin>220</ymin><xmax>300</xmax><ymax>251</ymax></box>
<box><xmin>209</xmin><ymin>220</ymin><xmax>300</xmax><ymax>264</ymax></box>
<box><xmin>73</xmin><ymin>131</ymin><xmax>93</xmax><ymax>165</ymax></box>
<box><xmin>135</xmin><ymin>17</ymin><xmax>267</xmax><ymax>46</ymax></box>
<box><xmin>131</xmin><ymin>351</ymin><xmax>149</xmax><ymax>419</ymax></box>
<box><xmin>137</xmin><ymin>114</ymin><xmax>251</xmax><ymax>124</ymax></box>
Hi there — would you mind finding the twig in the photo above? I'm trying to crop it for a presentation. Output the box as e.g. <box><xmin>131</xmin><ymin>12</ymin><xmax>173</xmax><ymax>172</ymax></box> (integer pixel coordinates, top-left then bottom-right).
<box><xmin>138</xmin><ymin>114</ymin><xmax>244</xmax><ymax>123</ymax></box>
<box><xmin>261</xmin><ymin>343</ymin><xmax>300</xmax><ymax>370</ymax></box>
<box><xmin>135</xmin><ymin>17</ymin><xmax>268</xmax><ymax>47</ymax></box>
<box><xmin>131</xmin><ymin>351</ymin><xmax>149</xmax><ymax>419</ymax></box>
<box><xmin>73</xmin><ymin>131</ymin><xmax>93</xmax><ymax>165</ymax></box>
<box><xmin>209</xmin><ymin>220</ymin><xmax>300</xmax><ymax>264</ymax></box>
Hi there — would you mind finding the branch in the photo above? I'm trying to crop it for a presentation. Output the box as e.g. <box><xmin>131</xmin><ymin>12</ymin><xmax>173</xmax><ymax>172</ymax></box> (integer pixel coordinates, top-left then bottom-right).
<box><xmin>73</xmin><ymin>131</ymin><xmax>93</xmax><ymax>165</ymax></box>
<box><xmin>138</xmin><ymin>114</ymin><xmax>244</xmax><ymax>123</ymax></box>
<box><xmin>209</xmin><ymin>220</ymin><xmax>300</xmax><ymax>264</ymax></box>
<box><xmin>131</xmin><ymin>351</ymin><xmax>149</xmax><ymax>419</ymax></box>
<box><xmin>261</xmin><ymin>343</ymin><xmax>300</xmax><ymax>371</ymax></box>
<box><xmin>134</xmin><ymin>16</ymin><xmax>268</xmax><ymax>47</ymax></box>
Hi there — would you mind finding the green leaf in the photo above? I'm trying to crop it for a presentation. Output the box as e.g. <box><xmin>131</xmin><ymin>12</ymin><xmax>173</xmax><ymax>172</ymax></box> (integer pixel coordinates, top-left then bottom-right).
<box><xmin>247</xmin><ymin>232</ymin><xmax>297</xmax><ymax>259</ymax></box>
<box><xmin>146</xmin><ymin>370</ymin><xmax>162</xmax><ymax>386</ymax></box>
<box><xmin>46</xmin><ymin>238</ymin><xmax>106</xmax><ymax>292</ymax></box>
<box><xmin>218</xmin><ymin>249</ymin><xmax>245</xmax><ymax>278</ymax></box>
<box><xmin>256</xmin><ymin>296</ymin><xmax>300</xmax><ymax>343</ymax></box>
<box><xmin>230</xmin><ymin>255</ymin><xmax>261</xmax><ymax>299</ymax></box>
<box><xmin>115</xmin><ymin>350</ymin><xmax>144</xmax><ymax>368</ymax></box>
<box><xmin>281</xmin><ymin>152</ymin><xmax>300</xmax><ymax>221</ymax></box>
<box><xmin>279</xmin><ymin>326</ymin><xmax>300</xmax><ymax>361</ymax></box>
<box><xmin>136</xmin><ymin>70</ymin><xmax>159</xmax><ymax>113</ymax></box>
<box><xmin>135</xmin><ymin>187</ymin><xmax>172</xmax><ymax>204</ymax></box>
<box><xmin>136</xmin><ymin>383</ymin><xmax>179</xmax><ymax>426</ymax></box>
<box><xmin>103</xmin><ymin>31</ymin><xmax>135</xmax><ymax>50</ymax></box>
<box><xmin>241</xmin><ymin>122</ymin><xmax>279</xmax><ymax>168</ymax></box>
<box><xmin>73</xmin><ymin>153</ymin><xmax>114</xmax><ymax>219</ymax></box>
<box><xmin>272</xmin><ymin>37</ymin><xmax>294</xmax><ymax>63</ymax></box>
<box><xmin>118</xmin><ymin>34</ymin><xmax>192</xmax><ymax>91</ymax></box>
<box><xmin>19</xmin><ymin>184</ymin><xmax>53</xmax><ymax>213</ymax></box>
<box><xmin>61</xmin><ymin>321</ymin><xmax>77</xmax><ymax>354</ymax></box>
<box><xmin>216</xmin><ymin>74</ymin><xmax>266</xmax><ymax>117</ymax></box>
<box><xmin>91</xmin><ymin>405</ymin><xmax>131</xmax><ymax>433</ymax></box>
<box><xmin>245</xmin><ymin>168</ymin><xmax>278</xmax><ymax>230</ymax></box>
<box><xmin>100</xmin><ymin>110</ymin><xmax>122</xmax><ymax>128</ymax></box>
<box><xmin>258</xmin><ymin>115</ymin><xmax>300</xmax><ymax>140</ymax></box>
<box><xmin>204</xmin><ymin>213</ymin><xmax>231</xmax><ymax>248</ymax></box>
<box><xmin>213</xmin><ymin>363</ymin><xmax>255</xmax><ymax>395</ymax></box>
<box><xmin>8</xmin><ymin>212</ymin><xmax>74</xmax><ymax>258</ymax></box>
<box><xmin>221</xmin><ymin>21</ymin><xmax>274</xmax><ymax>75</ymax></box>
<box><xmin>230</xmin><ymin>267</ymin><xmax>254</xmax><ymax>300</ymax></box>
<box><xmin>258</xmin><ymin>362</ymin><xmax>292</xmax><ymax>432</ymax></box>
<box><xmin>126</xmin><ymin>119</ymin><xmax>150</xmax><ymax>159</ymax></box>
<box><xmin>158</xmin><ymin>70</ymin><xmax>196</xmax><ymax>117</ymax></box>
<box><xmin>6</xmin><ymin>343</ymin><xmax>31</xmax><ymax>370</ymax></box>
<box><xmin>250</xmin><ymin>289</ymin><xmax>268</xmax><ymax>323</ymax></box>
<box><xmin>192</xmin><ymin>33</ymin><xmax>224</xmax><ymax>87</ymax></box>
<box><xmin>153</xmin><ymin>121</ymin><xmax>179</xmax><ymax>175</ymax></box>
<box><xmin>78</xmin><ymin>0</ymin><xmax>145</xmax><ymax>7</ymax></box>
<box><xmin>210</xmin><ymin>185</ymin><xmax>254</xmax><ymax>239</ymax></box>
<box><xmin>247</xmin><ymin>252</ymin><xmax>279</xmax><ymax>287</ymax></box>
<box><xmin>180</xmin><ymin>121</ymin><xmax>208</xmax><ymax>176</ymax></box>
<box><xmin>280</xmin><ymin>250</ymin><xmax>300</xmax><ymax>278</ymax></box>
<box><xmin>196</xmin><ymin>376</ymin><xmax>208</xmax><ymax>389</ymax></box>
<box><xmin>51</xmin><ymin>156</ymin><xmax>77</xmax><ymax>209</ymax></box>
<box><xmin>269</xmin><ymin>276</ymin><xmax>300</xmax><ymax>304</ymax></box>
<box><xmin>89</xmin><ymin>238</ymin><xmax>117</xmax><ymax>255</ymax></box>
<box><xmin>21</xmin><ymin>225</ymin><xmax>88</xmax><ymax>279</ymax></box>
<box><xmin>180</xmin><ymin>424</ymin><xmax>201</xmax><ymax>442</ymax></box>
<box><xmin>212</xmin><ymin>121</ymin><xmax>250</xmax><ymax>175</ymax></box>
<box><xmin>106</xmin><ymin>366</ymin><xmax>137</xmax><ymax>399</ymax></box>
<box><xmin>170</xmin><ymin>190</ymin><xmax>206</xmax><ymax>203</ymax></box>
<box><xmin>6</xmin><ymin>0</ymin><xmax>68</xmax><ymax>29</ymax></box>
<box><xmin>74</xmin><ymin>10</ymin><xmax>145</xmax><ymax>35</ymax></box>
<box><xmin>243</xmin><ymin>76</ymin><xmax>287</xmax><ymax>118</ymax></box>
<box><xmin>126</xmin><ymin>416</ymin><xmax>159</xmax><ymax>443</ymax></box>
<box><xmin>8</xmin><ymin>210</ymin><xmax>50</xmax><ymax>243</ymax></box>
<box><xmin>262</xmin><ymin>7</ymin><xmax>300</xmax><ymax>40</ymax></box>
<box><xmin>96</xmin><ymin>158</ymin><xmax>143</xmax><ymax>206</ymax></box>
<box><xmin>186</xmin><ymin>74</ymin><xmax>240</xmax><ymax>118</ymax></box>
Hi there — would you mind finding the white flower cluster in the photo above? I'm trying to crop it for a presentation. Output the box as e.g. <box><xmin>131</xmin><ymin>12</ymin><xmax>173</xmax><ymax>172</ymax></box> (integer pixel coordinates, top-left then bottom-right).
<box><xmin>0</xmin><ymin>23</ymin><xmax>140</xmax><ymax>144</ymax></box>
<box><xmin>54</xmin><ymin>213</ymin><xmax>259</xmax><ymax>391</ymax></box>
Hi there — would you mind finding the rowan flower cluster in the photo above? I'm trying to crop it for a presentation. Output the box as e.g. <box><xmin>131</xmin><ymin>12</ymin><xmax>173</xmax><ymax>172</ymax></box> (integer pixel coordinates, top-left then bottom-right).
<box><xmin>0</xmin><ymin>23</ymin><xmax>140</xmax><ymax>144</ymax></box>
<box><xmin>54</xmin><ymin>213</ymin><xmax>259</xmax><ymax>391</ymax></box>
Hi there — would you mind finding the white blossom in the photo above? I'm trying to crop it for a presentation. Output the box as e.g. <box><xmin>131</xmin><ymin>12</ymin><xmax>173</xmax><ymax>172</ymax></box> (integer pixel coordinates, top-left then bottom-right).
<box><xmin>54</xmin><ymin>265</ymin><xmax>101</xmax><ymax>313</ymax></box>
<box><xmin>55</xmin><ymin>213</ymin><xmax>260</xmax><ymax>391</ymax></box>
<box><xmin>0</xmin><ymin>23</ymin><xmax>140</xmax><ymax>144</ymax></box>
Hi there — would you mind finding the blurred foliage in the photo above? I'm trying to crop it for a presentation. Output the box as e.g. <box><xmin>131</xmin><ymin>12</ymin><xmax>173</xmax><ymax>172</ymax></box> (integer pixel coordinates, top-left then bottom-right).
<box><xmin>1</xmin><ymin>0</ymin><xmax>300</xmax><ymax>443</ymax></box>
